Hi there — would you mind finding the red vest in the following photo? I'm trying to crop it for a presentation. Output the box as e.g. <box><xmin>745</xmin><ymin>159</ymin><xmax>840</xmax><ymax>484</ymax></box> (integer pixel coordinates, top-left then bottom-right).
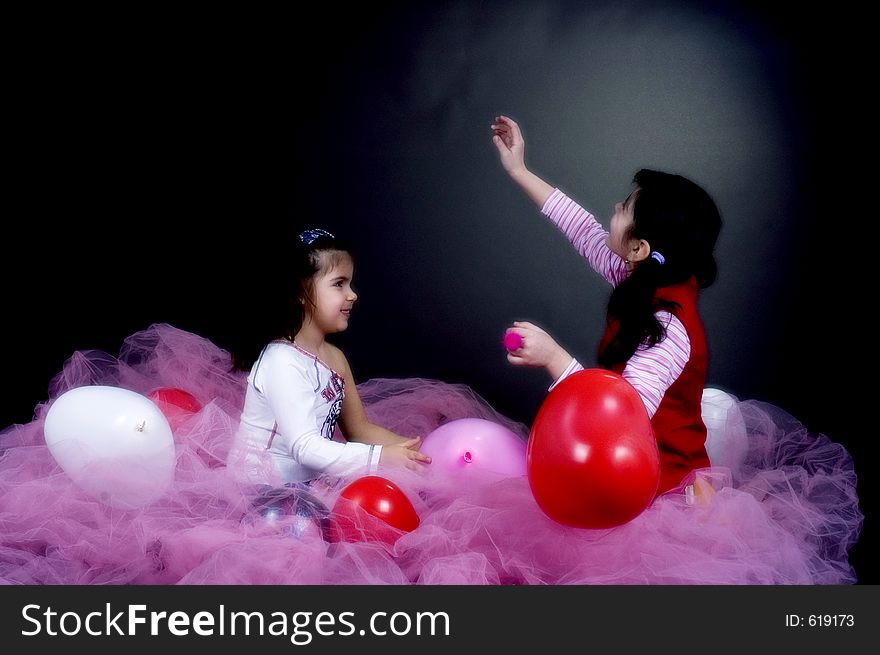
<box><xmin>599</xmin><ymin>277</ymin><xmax>710</xmax><ymax>495</ymax></box>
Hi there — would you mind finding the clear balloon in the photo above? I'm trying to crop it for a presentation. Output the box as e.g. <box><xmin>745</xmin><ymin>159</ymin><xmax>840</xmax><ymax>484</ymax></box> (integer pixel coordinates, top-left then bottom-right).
<box><xmin>701</xmin><ymin>387</ymin><xmax>749</xmax><ymax>472</ymax></box>
<box><xmin>421</xmin><ymin>417</ymin><xmax>527</xmax><ymax>477</ymax></box>
<box><xmin>43</xmin><ymin>385</ymin><xmax>176</xmax><ymax>510</ymax></box>
<box><xmin>242</xmin><ymin>486</ymin><xmax>332</xmax><ymax>541</ymax></box>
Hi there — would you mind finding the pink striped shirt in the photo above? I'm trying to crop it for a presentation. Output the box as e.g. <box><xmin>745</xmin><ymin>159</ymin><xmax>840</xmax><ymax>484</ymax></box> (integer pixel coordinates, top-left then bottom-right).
<box><xmin>541</xmin><ymin>188</ymin><xmax>690</xmax><ymax>417</ymax></box>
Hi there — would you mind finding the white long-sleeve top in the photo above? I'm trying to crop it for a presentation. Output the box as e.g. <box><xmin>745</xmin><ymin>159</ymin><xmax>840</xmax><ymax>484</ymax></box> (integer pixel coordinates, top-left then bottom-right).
<box><xmin>542</xmin><ymin>189</ymin><xmax>691</xmax><ymax>417</ymax></box>
<box><xmin>228</xmin><ymin>340</ymin><xmax>381</xmax><ymax>484</ymax></box>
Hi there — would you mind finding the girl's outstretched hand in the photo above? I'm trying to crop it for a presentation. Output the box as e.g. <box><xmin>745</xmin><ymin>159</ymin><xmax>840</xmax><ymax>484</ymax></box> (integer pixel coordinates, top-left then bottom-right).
<box><xmin>491</xmin><ymin>115</ymin><xmax>527</xmax><ymax>177</ymax></box>
<box><xmin>505</xmin><ymin>321</ymin><xmax>571</xmax><ymax>372</ymax></box>
<box><xmin>401</xmin><ymin>436</ymin><xmax>423</xmax><ymax>449</ymax></box>
<box><xmin>380</xmin><ymin>438</ymin><xmax>432</xmax><ymax>471</ymax></box>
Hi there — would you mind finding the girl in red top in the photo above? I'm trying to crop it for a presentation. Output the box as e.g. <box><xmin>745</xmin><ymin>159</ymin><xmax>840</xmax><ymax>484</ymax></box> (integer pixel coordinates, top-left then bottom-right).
<box><xmin>493</xmin><ymin>115</ymin><xmax>719</xmax><ymax>494</ymax></box>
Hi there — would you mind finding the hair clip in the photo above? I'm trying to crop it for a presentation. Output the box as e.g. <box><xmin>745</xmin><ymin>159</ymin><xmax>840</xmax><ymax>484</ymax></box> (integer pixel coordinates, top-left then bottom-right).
<box><xmin>650</xmin><ymin>251</ymin><xmax>666</xmax><ymax>265</ymax></box>
<box><xmin>299</xmin><ymin>228</ymin><xmax>335</xmax><ymax>245</ymax></box>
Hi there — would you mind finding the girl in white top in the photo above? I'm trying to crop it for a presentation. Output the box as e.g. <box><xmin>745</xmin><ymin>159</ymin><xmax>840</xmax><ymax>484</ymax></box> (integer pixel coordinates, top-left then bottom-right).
<box><xmin>228</xmin><ymin>228</ymin><xmax>431</xmax><ymax>485</ymax></box>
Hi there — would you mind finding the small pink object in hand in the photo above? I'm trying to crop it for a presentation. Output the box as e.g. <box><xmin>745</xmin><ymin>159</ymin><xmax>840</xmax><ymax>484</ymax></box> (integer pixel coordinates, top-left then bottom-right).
<box><xmin>503</xmin><ymin>330</ymin><xmax>523</xmax><ymax>351</ymax></box>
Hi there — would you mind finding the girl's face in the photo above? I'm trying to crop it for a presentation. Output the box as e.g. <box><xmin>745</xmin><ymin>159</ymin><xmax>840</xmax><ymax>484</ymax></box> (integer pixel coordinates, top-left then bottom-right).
<box><xmin>607</xmin><ymin>189</ymin><xmax>638</xmax><ymax>259</ymax></box>
<box><xmin>304</xmin><ymin>252</ymin><xmax>358</xmax><ymax>334</ymax></box>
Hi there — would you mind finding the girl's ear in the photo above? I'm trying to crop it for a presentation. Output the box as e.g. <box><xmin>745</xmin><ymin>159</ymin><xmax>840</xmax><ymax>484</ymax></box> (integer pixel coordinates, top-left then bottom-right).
<box><xmin>628</xmin><ymin>238</ymin><xmax>652</xmax><ymax>264</ymax></box>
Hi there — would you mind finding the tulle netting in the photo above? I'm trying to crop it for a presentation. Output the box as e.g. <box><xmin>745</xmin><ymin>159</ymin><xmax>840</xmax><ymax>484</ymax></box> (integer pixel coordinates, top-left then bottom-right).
<box><xmin>0</xmin><ymin>324</ymin><xmax>862</xmax><ymax>584</ymax></box>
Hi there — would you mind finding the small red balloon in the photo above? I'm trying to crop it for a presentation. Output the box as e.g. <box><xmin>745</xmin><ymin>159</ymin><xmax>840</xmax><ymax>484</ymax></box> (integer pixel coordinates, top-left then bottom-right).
<box><xmin>148</xmin><ymin>387</ymin><xmax>202</xmax><ymax>431</ymax></box>
<box><xmin>527</xmin><ymin>369</ymin><xmax>660</xmax><ymax>528</ymax></box>
<box><xmin>330</xmin><ymin>475</ymin><xmax>420</xmax><ymax>546</ymax></box>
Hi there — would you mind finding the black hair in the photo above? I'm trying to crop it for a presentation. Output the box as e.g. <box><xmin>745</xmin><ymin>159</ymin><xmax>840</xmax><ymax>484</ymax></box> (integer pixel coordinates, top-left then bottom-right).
<box><xmin>598</xmin><ymin>170</ymin><xmax>721</xmax><ymax>369</ymax></box>
<box><xmin>230</xmin><ymin>230</ymin><xmax>354</xmax><ymax>371</ymax></box>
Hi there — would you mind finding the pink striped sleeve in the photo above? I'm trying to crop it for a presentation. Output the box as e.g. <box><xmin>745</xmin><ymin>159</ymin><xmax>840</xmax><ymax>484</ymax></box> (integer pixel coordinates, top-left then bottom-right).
<box><xmin>621</xmin><ymin>312</ymin><xmax>691</xmax><ymax>417</ymax></box>
<box><xmin>548</xmin><ymin>313</ymin><xmax>690</xmax><ymax>415</ymax></box>
<box><xmin>541</xmin><ymin>188</ymin><xmax>627</xmax><ymax>286</ymax></box>
<box><xmin>548</xmin><ymin>357</ymin><xmax>585</xmax><ymax>392</ymax></box>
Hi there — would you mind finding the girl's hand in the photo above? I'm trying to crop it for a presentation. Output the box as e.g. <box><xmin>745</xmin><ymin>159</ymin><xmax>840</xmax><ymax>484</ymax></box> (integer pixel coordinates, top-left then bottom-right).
<box><xmin>385</xmin><ymin>434</ymin><xmax>422</xmax><ymax>449</ymax></box>
<box><xmin>380</xmin><ymin>438</ymin><xmax>432</xmax><ymax>471</ymax></box>
<box><xmin>505</xmin><ymin>321</ymin><xmax>572</xmax><ymax>374</ymax></box>
<box><xmin>491</xmin><ymin>115</ymin><xmax>527</xmax><ymax>178</ymax></box>
<box><xmin>400</xmin><ymin>436</ymin><xmax>422</xmax><ymax>449</ymax></box>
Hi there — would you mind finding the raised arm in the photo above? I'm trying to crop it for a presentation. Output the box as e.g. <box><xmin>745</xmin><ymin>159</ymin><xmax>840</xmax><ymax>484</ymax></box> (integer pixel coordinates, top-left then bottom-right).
<box><xmin>492</xmin><ymin>115</ymin><xmax>626</xmax><ymax>286</ymax></box>
<box><xmin>491</xmin><ymin>115</ymin><xmax>554</xmax><ymax>208</ymax></box>
<box><xmin>541</xmin><ymin>189</ymin><xmax>627</xmax><ymax>286</ymax></box>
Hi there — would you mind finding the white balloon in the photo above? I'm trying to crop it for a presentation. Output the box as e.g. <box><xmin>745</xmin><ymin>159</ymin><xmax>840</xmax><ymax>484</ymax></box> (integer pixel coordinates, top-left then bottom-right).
<box><xmin>701</xmin><ymin>387</ymin><xmax>749</xmax><ymax>472</ymax></box>
<box><xmin>43</xmin><ymin>385</ymin><xmax>176</xmax><ymax>510</ymax></box>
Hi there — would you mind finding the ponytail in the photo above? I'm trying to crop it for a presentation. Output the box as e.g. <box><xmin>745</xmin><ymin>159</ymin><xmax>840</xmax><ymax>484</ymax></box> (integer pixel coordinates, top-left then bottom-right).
<box><xmin>599</xmin><ymin>256</ymin><xmax>676</xmax><ymax>368</ymax></box>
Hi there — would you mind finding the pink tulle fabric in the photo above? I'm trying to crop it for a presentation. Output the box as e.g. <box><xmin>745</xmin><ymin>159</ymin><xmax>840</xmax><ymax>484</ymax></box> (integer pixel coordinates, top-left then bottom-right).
<box><xmin>0</xmin><ymin>324</ymin><xmax>862</xmax><ymax>584</ymax></box>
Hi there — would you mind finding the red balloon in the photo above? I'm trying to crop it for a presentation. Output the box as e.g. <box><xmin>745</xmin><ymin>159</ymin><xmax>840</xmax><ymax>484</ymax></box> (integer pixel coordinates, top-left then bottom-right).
<box><xmin>147</xmin><ymin>387</ymin><xmax>202</xmax><ymax>431</ymax></box>
<box><xmin>527</xmin><ymin>369</ymin><xmax>660</xmax><ymax>528</ymax></box>
<box><xmin>330</xmin><ymin>475</ymin><xmax>420</xmax><ymax>546</ymax></box>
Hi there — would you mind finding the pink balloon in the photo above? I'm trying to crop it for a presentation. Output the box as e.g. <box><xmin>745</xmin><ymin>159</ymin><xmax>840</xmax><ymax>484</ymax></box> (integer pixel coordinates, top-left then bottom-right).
<box><xmin>503</xmin><ymin>330</ymin><xmax>523</xmax><ymax>352</ymax></box>
<box><xmin>421</xmin><ymin>418</ymin><xmax>527</xmax><ymax>477</ymax></box>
